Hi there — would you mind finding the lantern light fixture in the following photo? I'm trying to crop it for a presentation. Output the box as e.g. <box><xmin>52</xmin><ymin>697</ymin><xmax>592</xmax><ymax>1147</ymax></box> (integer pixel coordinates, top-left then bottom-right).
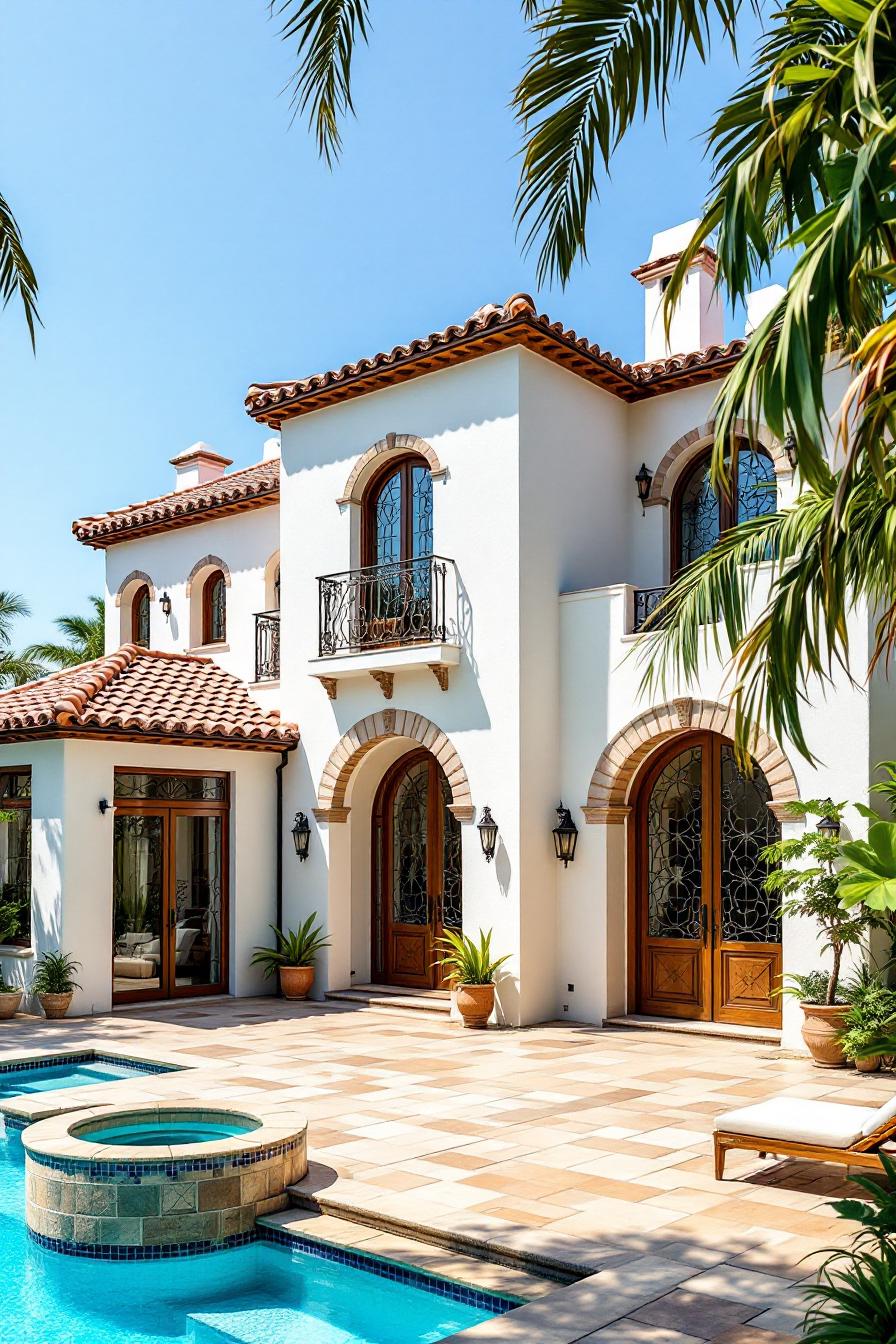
<box><xmin>635</xmin><ymin>463</ymin><xmax>653</xmax><ymax>515</ymax></box>
<box><xmin>98</xmin><ymin>798</ymin><xmax>112</xmax><ymax>816</ymax></box>
<box><xmin>816</xmin><ymin>801</ymin><xmax>841</xmax><ymax>842</ymax></box>
<box><xmin>477</xmin><ymin>806</ymin><xmax>498</xmax><ymax>862</ymax></box>
<box><xmin>552</xmin><ymin>804</ymin><xmax>579</xmax><ymax>867</ymax></box>
<box><xmin>783</xmin><ymin>432</ymin><xmax>798</xmax><ymax>471</ymax></box>
<box><xmin>292</xmin><ymin>811</ymin><xmax>311</xmax><ymax>861</ymax></box>
<box><xmin>160</xmin><ymin>591</ymin><xmax>172</xmax><ymax>619</ymax></box>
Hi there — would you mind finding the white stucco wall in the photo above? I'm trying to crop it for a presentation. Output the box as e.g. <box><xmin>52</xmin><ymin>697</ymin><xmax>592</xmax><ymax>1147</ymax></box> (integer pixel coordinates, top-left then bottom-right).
<box><xmin>0</xmin><ymin>739</ymin><xmax>278</xmax><ymax>1015</ymax></box>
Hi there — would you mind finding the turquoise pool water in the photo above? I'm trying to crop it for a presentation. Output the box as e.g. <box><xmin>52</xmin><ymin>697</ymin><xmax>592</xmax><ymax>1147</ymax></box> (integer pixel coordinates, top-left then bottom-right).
<box><xmin>77</xmin><ymin>1119</ymin><xmax>256</xmax><ymax>1147</ymax></box>
<box><xmin>0</xmin><ymin>1058</ymin><xmax>165</xmax><ymax>1099</ymax></box>
<box><xmin>0</xmin><ymin>1086</ymin><xmax>501</xmax><ymax>1343</ymax></box>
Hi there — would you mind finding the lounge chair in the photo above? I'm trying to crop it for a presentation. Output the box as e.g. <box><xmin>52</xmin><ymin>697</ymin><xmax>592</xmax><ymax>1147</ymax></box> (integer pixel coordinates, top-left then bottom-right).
<box><xmin>713</xmin><ymin>1094</ymin><xmax>896</xmax><ymax>1179</ymax></box>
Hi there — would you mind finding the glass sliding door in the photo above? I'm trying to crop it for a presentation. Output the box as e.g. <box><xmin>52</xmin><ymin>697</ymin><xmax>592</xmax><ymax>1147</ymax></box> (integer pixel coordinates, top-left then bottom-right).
<box><xmin>112</xmin><ymin>772</ymin><xmax>228</xmax><ymax>1003</ymax></box>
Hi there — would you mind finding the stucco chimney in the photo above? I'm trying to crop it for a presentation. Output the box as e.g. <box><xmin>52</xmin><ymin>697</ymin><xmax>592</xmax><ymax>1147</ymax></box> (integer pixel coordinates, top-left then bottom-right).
<box><xmin>745</xmin><ymin>284</ymin><xmax>786</xmax><ymax>335</ymax></box>
<box><xmin>632</xmin><ymin>221</ymin><xmax>724</xmax><ymax>362</ymax></box>
<box><xmin>169</xmin><ymin>443</ymin><xmax>233</xmax><ymax>492</ymax></box>
<box><xmin>262</xmin><ymin>436</ymin><xmax>281</xmax><ymax>462</ymax></box>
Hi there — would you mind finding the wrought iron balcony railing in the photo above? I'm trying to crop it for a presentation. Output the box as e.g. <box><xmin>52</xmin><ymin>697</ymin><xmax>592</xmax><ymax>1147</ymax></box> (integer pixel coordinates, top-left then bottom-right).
<box><xmin>254</xmin><ymin>610</ymin><xmax>280</xmax><ymax>681</ymax></box>
<box><xmin>318</xmin><ymin>555</ymin><xmax>457</xmax><ymax>657</ymax></box>
<box><xmin>632</xmin><ymin>586</ymin><xmax>671</xmax><ymax>633</ymax></box>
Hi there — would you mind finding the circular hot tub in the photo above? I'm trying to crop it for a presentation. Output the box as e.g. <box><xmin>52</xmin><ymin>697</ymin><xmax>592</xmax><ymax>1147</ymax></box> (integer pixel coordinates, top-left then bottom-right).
<box><xmin>23</xmin><ymin>1103</ymin><xmax>307</xmax><ymax>1258</ymax></box>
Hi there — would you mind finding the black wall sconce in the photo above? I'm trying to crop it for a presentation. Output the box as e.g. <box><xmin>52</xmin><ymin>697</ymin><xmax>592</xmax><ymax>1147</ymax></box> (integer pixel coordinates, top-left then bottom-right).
<box><xmin>478</xmin><ymin>806</ymin><xmax>498</xmax><ymax>862</ymax></box>
<box><xmin>816</xmin><ymin>799</ymin><xmax>841</xmax><ymax>842</ymax></box>
<box><xmin>635</xmin><ymin>463</ymin><xmax>653</xmax><ymax>515</ymax></box>
<box><xmin>552</xmin><ymin>804</ymin><xmax>579</xmax><ymax>867</ymax></box>
<box><xmin>98</xmin><ymin>798</ymin><xmax>112</xmax><ymax>816</ymax></box>
<box><xmin>783</xmin><ymin>432</ymin><xmax>798</xmax><ymax>471</ymax></box>
<box><xmin>292</xmin><ymin>812</ymin><xmax>311</xmax><ymax>861</ymax></box>
<box><xmin>160</xmin><ymin>591</ymin><xmax>172</xmax><ymax>620</ymax></box>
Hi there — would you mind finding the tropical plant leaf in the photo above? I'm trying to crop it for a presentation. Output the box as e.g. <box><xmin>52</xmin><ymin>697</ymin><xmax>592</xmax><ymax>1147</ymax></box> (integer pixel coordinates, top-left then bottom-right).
<box><xmin>273</xmin><ymin>0</ymin><xmax>371</xmax><ymax>166</ymax></box>
<box><xmin>0</xmin><ymin>191</ymin><xmax>39</xmax><ymax>350</ymax></box>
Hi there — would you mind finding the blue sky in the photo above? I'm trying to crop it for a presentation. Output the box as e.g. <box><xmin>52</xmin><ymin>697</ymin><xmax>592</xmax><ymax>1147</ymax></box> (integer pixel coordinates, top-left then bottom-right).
<box><xmin>0</xmin><ymin>1</ymin><xmax>774</xmax><ymax>647</ymax></box>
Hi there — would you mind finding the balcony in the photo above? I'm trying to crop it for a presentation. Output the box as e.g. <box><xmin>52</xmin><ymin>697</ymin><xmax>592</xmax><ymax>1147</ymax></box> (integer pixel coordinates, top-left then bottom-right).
<box><xmin>254</xmin><ymin>610</ymin><xmax>280</xmax><ymax>681</ymax></box>
<box><xmin>313</xmin><ymin>555</ymin><xmax>460</xmax><ymax>696</ymax></box>
<box><xmin>632</xmin><ymin>586</ymin><xmax>671</xmax><ymax>633</ymax></box>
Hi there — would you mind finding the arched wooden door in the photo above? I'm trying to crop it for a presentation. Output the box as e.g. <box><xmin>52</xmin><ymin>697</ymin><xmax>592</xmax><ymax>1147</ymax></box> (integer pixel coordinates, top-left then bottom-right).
<box><xmin>633</xmin><ymin>732</ymin><xmax>782</xmax><ymax>1027</ymax></box>
<box><xmin>372</xmin><ymin>749</ymin><xmax>462</xmax><ymax>989</ymax></box>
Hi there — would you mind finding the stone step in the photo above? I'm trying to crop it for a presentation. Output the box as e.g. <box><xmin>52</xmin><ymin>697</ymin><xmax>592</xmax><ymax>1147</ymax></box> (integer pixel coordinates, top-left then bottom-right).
<box><xmin>189</xmin><ymin>1304</ymin><xmax>351</xmax><ymax>1344</ymax></box>
<box><xmin>324</xmin><ymin>985</ymin><xmax>451</xmax><ymax>1016</ymax></box>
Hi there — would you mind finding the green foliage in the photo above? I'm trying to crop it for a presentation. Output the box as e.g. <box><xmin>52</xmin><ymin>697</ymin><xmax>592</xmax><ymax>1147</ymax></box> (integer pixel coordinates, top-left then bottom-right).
<box><xmin>250</xmin><ymin>915</ymin><xmax>330</xmax><ymax>977</ymax></box>
<box><xmin>432</xmin><ymin>928</ymin><xmax>511</xmax><ymax>986</ymax></box>
<box><xmin>26</xmin><ymin>596</ymin><xmax>105</xmax><ymax>669</ymax></box>
<box><xmin>273</xmin><ymin>1</ymin><xmax>371</xmax><ymax>167</ymax></box>
<box><xmin>0</xmin><ymin>190</ymin><xmax>39</xmax><ymax>349</ymax></box>
<box><xmin>31</xmin><ymin>951</ymin><xmax>81</xmax><ymax>996</ymax></box>
<box><xmin>0</xmin><ymin>969</ymin><xmax>19</xmax><ymax>994</ymax></box>
<box><xmin>801</xmin><ymin>1155</ymin><xmax>896</xmax><ymax>1342</ymax></box>
<box><xmin>839</xmin><ymin>822</ymin><xmax>896</xmax><ymax>912</ymax></box>
<box><xmin>763</xmin><ymin>801</ymin><xmax>879</xmax><ymax>1004</ymax></box>
<box><xmin>777</xmin><ymin>969</ymin><xmax>840</xmax><ymax>1007</ymax></box>
<box><xmin>838</xmin><ymin>981</ymin><xmax>896</xmax><ymax>1062</ymax></box>
<box><xmin>0</xmin><ymin>592</ymin><xmax>46</xmax><ymax>688</ymax></box>
<box><xmin>870</xmin><ymin>762</ymin><xmax>896</xmax><ymax>817</ymax></box>
<box><xmin>0</xmin><ymin>896</ymin><xmax>21</xmax><ymax>945</ymax></box>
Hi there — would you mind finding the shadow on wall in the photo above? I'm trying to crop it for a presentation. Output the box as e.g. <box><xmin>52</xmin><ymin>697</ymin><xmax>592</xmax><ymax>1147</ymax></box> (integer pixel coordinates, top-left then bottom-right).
<box><xmin>494</xmin><ymin>838</ymin><xmax>512</xmax><ymax>900</ymax></box>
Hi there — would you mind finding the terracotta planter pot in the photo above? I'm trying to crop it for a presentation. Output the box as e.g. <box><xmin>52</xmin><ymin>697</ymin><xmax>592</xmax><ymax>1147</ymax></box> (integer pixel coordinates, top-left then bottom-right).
<box><xmin>800</xmin><ymin>1002</ymin><xmax>849</xmax><ymax>1067</ymax></box>
<box><xmin>455</xmin><ymin>983</ymin><xmax>495</xmax><ymax>1029</ymax></box>
<box><xmin>855</xmin><ymin>1055</ymin><xmax>882</xmax><ymax>1073</ymax></box>
<box><xmin>38</xmin><ymin>991</ymin><xmax>72</xmax><ymax>1020</ymax></box>
<box><xmin>0</xmin><ymin>990</ymin><xmax>22</xmax><ymax>1020</ymax></box>
<box><xmin>279</xmin><ymin>965</ymin><xmax>314</xmax><ymax>1000</ymax></box>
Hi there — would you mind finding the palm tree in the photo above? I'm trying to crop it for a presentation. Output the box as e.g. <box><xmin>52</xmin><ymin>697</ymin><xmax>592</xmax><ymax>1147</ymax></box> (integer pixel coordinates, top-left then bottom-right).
<box><xmin>278</xmin><ymin>0</ymin><xmax>896</xmax><ymax>757</ymax></box>
<box><xmin>26</xmin><ymin>596</ymin><xmax>105</xmax><ymax>670</ymax></box>
<box><xmin>0</xmin><ymin>193</ymin><xmax>39</xmax><ymax>348</ymax></box>
<box><xmin>0</xmin><ymin>592</ymin><xmax>46</xmax><ymax>687</ymax></box>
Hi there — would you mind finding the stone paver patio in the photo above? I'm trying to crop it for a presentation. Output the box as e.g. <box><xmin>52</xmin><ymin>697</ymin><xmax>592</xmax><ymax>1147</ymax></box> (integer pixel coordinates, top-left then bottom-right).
<box><xmin>3</xmin><ymin>996</ymin><xmax>889</xmax><ymax>1342</ymax></box>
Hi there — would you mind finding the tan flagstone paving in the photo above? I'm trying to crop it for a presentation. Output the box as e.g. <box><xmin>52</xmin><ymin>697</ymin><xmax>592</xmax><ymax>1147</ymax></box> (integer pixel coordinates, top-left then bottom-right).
<box><xmin>2</xmin><ymin>996</ymin><xmax>891</xmax><ymax>1341</ymax></box>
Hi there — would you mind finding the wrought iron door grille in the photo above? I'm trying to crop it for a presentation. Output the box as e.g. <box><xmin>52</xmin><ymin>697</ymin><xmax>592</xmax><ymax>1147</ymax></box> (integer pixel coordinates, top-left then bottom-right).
<box><xmin>318</xmin><ymin>555</ymin><xmax>455</xmax><ymax>656</ymax></box>
<box><xmin>633</xmin><ymin>586</ymin><xmax>671</xmax><ymax>632</ymax></box>
<box><xmin>254</xmin><ymin>610</ymin><xmax>280</xmax><ymax>681</ymax></box>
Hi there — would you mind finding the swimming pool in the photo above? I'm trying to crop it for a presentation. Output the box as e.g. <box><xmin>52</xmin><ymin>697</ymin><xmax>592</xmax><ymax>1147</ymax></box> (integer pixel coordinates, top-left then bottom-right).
<box><xmin>0</xmin><ymin>1053</ymin><xmax>176</xmax><ymax>1099</ymax></box>
<box><xmin>75</xmin><ymin>1118</ymin><xmax>257</xmax><ymax>1146</ymax></box>
<box><xmin>0</xmin><ymin>1075</ymin><xmax>508</xmax><ymax>1342</ymax></box>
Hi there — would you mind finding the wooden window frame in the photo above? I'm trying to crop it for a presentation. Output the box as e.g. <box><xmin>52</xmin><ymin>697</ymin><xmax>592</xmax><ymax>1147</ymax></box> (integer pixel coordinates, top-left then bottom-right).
<box><xmin>0</xmin><ymin>767</ymin><xmax>32</xmax><ymax>949</ymax></box>
<box><xmin>670</xmin><ymin>443</ymin><xmax>774</xmax><ymax>580</ymax></box>
<box><xmin>131</xmin><ymin>584</ymin><xmax>150</xmax><ymax>647</ymax></box>
<box><xmin>361</xmin><ymin>454</ymin><xmax>432</xmax><ymax>569</ymax></box>
<box><xmin>201</xmin><ymin>569</ymin><xmax>226</xmax><ymax>645</ymax></box>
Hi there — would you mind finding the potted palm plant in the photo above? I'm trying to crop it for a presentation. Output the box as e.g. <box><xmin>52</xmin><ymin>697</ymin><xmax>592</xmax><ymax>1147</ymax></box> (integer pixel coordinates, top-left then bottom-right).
<box><xmin>251</xmin><ymin>915</ymin><xmax>330</xmax><ymax>999</ymax></box>
<box><xmin>433</xmin><ymin>928</ymin><xmax>510</xmax><ymax>1029</ymax></box>
<box><xmin>31</xmin><ymin>951</ymin><xmax>81</xmax><ymax>1019</ymax></box>
<box><xmin>766</xmin><ymin>801</ymin><xmax>882</xmax><ymax>1067</ymax></box>
<box><xmin>0</xmin><ymin>970</ymin><xmax>23</xmax><ymax>1020</ymax></box>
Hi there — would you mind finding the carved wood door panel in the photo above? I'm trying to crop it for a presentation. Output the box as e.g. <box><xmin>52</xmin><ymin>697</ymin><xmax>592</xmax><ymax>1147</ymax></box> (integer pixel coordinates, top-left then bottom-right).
<box><xmin>635</xmin><ymin>734</ymin><xmax>781</xmax><ymax>1027</ymax></box>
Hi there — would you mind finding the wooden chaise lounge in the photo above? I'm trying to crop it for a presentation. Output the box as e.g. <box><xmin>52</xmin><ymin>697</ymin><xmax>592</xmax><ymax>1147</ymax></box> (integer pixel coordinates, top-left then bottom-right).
<box><xmin>713</xmin><ymin>1095</ymin><xmax>896</xmax><ymax>1179</ymax></box>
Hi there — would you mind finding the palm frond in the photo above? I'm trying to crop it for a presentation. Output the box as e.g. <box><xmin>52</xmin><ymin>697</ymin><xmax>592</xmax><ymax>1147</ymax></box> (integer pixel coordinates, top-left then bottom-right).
<box><xmin>273</xmin><ymin>0</ymin><xmax>371</xmax><ymax>166</ymax></box>
<box><xmin>514</xmin><ymin>0</ymin><xmax>740</xmax><ymax>285</ymax></box>
<box><xmin>0</xmin><ymin>652</ymin><xmax>46</xmax><ymax>688</ymax></box>
<box><xmin>0</xmin><ymin>592</ymin><xmax>29</xmax><ymax>648</ymax></box>
<box><xmin>0</xmin><ymin>191</ymin><xmax>39</xmax><ymax>350</ymax></box>
<box><xmin>25</xmin><ymin>595</ymin><xmax>105</xmax><ymax>670</ymax></box>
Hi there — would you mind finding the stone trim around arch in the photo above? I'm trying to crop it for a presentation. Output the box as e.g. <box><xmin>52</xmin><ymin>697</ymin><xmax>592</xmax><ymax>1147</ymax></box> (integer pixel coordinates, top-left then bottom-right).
<box><xmin>582</xmin><ymin>698</ymin><xmax>799</xmax><ymax>823</ymax></box>
<box><xmin>317</xmin><ymin>709</ymin><xmax>473</xmax><ymax>822</ymax></box>
<box><xmin>185</xmin><ymin>554</ymin><xmax>232</xmax><ymax>597</ymax></box>
<box><xmin>337</xmin><ymin>433</ymin><xmax>447</xmax><ymax>506</ymax></box>
<box><xmin>114</xmin><ymin>570</ymin><xmax>156</xmax><ymax>607</ymax></box>
<box><xmin>645</xmin><ymin>419</ymin><xmax>791</xmax><ymax>508</ymax></box>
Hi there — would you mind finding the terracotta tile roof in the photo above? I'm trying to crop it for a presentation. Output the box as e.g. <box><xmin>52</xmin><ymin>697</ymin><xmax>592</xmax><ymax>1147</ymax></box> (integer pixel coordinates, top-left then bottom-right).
<box><xmin>73</xmin><ymin>459</ymin><xmax>278</xmax><ymax>550</ymax></box>
<box><xmin>245</xmin><ymin>293</ymin><xmax>747</xmax><ymax>427</ymax></box>
<box><xmin>0</xmin><ymin>646</ymin><xmax>298</xmax><ymax>750</ymax></box>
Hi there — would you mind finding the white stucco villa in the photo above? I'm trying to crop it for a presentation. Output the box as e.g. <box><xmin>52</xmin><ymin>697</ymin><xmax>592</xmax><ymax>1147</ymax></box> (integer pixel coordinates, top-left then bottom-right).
<box><xmin>0</xmin><ymin>221</ymin><xmax>890</xmax><ymax>1052</ymax></box>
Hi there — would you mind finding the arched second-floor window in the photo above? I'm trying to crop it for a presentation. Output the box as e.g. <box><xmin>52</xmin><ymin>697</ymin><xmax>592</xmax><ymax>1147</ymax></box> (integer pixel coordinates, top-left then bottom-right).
<box><xmin>363</xmin><ymin>455</ymin><xmax>433</xmax><ymax>569</ymax></box>
<box><xmin>131</xmin><ymin>584</ymin><xmax>150</xmax><ymax>647</ymax></box>
<box><xmin>672</xmin><ymin>443</ymin><xmax>776</xmax><ymax>577</ymax></box>
<box><xmin>202</xmin><ymin>569</ymin><xmax>226</xmax><ymax>644</ymax></box>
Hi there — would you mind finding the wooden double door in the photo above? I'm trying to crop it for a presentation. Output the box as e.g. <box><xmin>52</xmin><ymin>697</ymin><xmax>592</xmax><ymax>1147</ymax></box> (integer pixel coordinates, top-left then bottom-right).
<box><xmin>633</xmin><ymin>733</ymin><xmax>782</xmax><ymax>1027</ymax></box>
<box><xmin>372</xmin><ymin>750</ymin><xmax>462</xmax><ymax>989</ymax></box>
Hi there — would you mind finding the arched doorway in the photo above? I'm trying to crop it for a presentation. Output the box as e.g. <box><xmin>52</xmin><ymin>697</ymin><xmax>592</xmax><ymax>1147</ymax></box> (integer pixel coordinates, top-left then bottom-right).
<box><xmin>372</xmin><ymin>749</ymin><xmax>462</xmax><ymax>989</ymax></box>
<box><xmin>632</xmin><ymin>731</ymin><xmax>782</xmax><ymax>1027</ymax></box>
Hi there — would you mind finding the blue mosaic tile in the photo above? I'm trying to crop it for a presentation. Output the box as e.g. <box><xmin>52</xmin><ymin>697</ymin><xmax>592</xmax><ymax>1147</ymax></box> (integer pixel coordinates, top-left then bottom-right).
<box><xmin>258</xmin><ymin>1226</ymin><xmax>521</xmax><ymax>1314</ymax></box>
<box><xmin>31</xmin><ymin>1135</ymin><xmax>301</xmax><ymax>1178</ymax></box>
<box><xmin>0</xmin><ymin>1050</ymin><xmax>177</xmax><ymax>1077</ymax></box>
<box><xmin>28</xmin><ymin>1228</ymin><xmax>257</xmax><ymax>1260</ymax></box>
<box><xmin>0</xmin><ymin>1114</ymin><xmax>26</xmax><ymax>1132</ymax></box>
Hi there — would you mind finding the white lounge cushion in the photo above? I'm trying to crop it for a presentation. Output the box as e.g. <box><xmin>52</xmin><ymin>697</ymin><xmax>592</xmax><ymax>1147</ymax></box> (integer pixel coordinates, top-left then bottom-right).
<box><xmin>715</xmin><ymin>1097</ymin><xmax>878</xmax><ymax>1149</ymax></box>
<box><xmin>861</xmin><ymin>1095</ymin><xmax>896</xmax><ymax>1137</ymax></box>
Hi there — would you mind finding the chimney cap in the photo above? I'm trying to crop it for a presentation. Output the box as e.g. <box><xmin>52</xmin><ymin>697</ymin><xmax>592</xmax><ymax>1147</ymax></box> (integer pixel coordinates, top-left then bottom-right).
<box><xmin>632</xmin><ymin>220</ymin><xmax>717</xmax><ymax>284</ymax></box>
<box><xmin>169</xmin><ymin>442</ymin><xmax>233</xmax><ymax>468</ymax></box>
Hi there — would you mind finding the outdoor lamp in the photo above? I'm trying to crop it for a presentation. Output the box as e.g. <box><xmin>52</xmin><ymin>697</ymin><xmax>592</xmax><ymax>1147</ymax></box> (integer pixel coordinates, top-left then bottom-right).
<box><xmin>292</xmin><ymin>811</ymin><xmax>311</xmax><ymax>861</ymax></box>
<box><xmin>635</xmin><ymin>463</ymin><xmax>653</xmax><ymax>515</ymax></box>
<box><xmin>98</xmin><ymin>798</ymin><xmax>112</xmax><ymax>816</ymax></box>
<box><xmin>783</xmin><ymin>432</ymin><xmax>798</xmax><ymax>471</ymax></box>
<box><xmin>160</xmin><ymin>591</ymin><xmax>172</xmax><ymax>619</ymax></box>
<box><xmin>816</xmin><ymin>801</ymin><xmax>841</xmax><ymax>842</ymax></box>
<box><xmin>478</xmin><ymin>806</ymin><xmax>498</xmax><ymax>862</ymax></box>
<box><xmin>552</xmin><ymin>804</ymin><xmax>579</xmax><ymax>867</ymax></box>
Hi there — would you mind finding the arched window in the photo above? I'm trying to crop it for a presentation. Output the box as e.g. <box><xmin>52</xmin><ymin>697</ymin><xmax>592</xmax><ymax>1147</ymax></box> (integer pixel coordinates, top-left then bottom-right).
<box><xmin>363</xmin><ymin>455</ymin><xmax>433</xmax><ymax>569</ymax></box>
<box><xmin>202</xmin><ymin>570</ymin><xmax>226</xmax><ymax>644</ymax></box>
<box><xmin>131</xmin><ymin>585</ymin><xmax>150</xmax><ymax>648</ymax></box>
<box><xmin>672</xmin><ymin>443</ymin><xmax>776</xmax><ymax>577</ymax></box>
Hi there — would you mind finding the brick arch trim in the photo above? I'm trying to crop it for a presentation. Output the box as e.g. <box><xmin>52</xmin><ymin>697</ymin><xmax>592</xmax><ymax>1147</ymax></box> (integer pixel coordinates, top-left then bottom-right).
<box><xmin>114</xmin><ymin>570</ymin><xmax>156</xmax><ymax>608</ymax></box>
<box><xmin>647</xmin><ymin>419</ymin><xmax>790</xmax><ymax>507</ymax></box>
<box><xmin>185</xmin><ymin>554</ymin><xmax>232</xmax><ymax>597</ymax></box>
<box><xmin>316</xmin><ymin>709</ymin><xmax>473</xmax><ymax>822</ymax></box>
<box><xmin>338</xmin><ymin>433</ymin><xmax>446</xmax><ymax>506</ymax></box>
<box><xmin>583</xmin><ymin>699</ymin><xmax>799</xmax><ymax>823</ymax></box>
